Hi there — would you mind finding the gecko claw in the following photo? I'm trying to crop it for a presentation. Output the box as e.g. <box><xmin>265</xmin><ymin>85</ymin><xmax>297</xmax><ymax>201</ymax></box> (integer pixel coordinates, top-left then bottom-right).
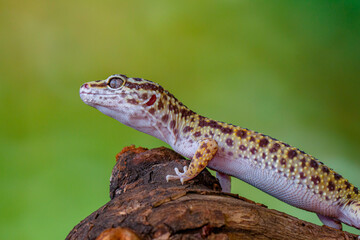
<box><xmin>165</xmin><ymin>166</ymin><xmax>189</xmax><ymax>184</ymax></box>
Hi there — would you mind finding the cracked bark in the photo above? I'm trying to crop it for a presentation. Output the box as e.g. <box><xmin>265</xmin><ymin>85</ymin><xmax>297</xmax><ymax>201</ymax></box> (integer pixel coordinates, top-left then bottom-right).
<box><xmin>66</xmin><ymin>146</ymin><xmax>358</xmax><ymax>240</ymax></box>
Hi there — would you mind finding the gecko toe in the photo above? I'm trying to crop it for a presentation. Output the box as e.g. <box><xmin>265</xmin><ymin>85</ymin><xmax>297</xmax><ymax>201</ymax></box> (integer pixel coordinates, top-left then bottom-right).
<box><xmin>166</xmin><ymin>166</ymin><xmax>191</xmax><ymax>184</ymax></box>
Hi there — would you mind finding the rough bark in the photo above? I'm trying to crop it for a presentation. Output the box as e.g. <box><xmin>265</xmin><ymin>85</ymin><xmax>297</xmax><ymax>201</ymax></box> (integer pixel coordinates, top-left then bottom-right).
<box><xmin>66</xmin><ymin>146</ymin><xmax>358</xmax><ymax>240</ymax></box>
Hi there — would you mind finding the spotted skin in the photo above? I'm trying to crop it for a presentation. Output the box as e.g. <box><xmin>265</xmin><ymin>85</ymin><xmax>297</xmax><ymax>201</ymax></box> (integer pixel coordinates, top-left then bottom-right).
<box><xmin>80</xmin><ymin>74</ymin><xmax>360</xmax><ymax>233</ymax></box>
<box><xmin>166</xmin><ymin>138</ymin><xmax>218</xmax><ymax>184</ymax></box>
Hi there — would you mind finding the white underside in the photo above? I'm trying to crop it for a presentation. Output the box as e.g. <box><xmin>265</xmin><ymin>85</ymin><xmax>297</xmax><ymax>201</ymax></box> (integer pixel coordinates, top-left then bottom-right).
<box><xmin>206</xmin><ymin>153</ymin><xmax>341</xmax><ymax>218</ymax></box>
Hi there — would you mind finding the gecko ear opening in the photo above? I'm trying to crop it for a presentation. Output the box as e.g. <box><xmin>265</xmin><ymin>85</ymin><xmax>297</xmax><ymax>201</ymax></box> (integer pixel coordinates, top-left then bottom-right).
<box><xmin>145</xmin><ymin>94</ymin><xmax>157</xmax><ymax>106</ymax></box>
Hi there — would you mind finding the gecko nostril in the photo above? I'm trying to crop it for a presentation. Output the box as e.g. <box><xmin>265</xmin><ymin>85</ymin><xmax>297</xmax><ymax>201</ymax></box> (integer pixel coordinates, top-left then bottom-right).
<box><xmin>82</xmin><ymin>83</ymin><xmax>89</xmax><ymax>89</ymax></box>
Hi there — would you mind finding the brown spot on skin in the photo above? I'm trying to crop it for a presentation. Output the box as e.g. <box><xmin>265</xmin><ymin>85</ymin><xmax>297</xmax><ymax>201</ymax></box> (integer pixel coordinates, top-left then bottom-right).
<box><xmin>289</xmin><ymin>166</ymin><xmax>295</xmax><ymax>172</ymax></box>
<box><xmin>334</xmin><ymin>173</ymin><xmax>342</xmax><ymax>180</ymax></box>
<box><xmin>354</xmin><ymin>187</ymin><xmax>359</xmax><ymax>195</ymax></box>
<box><xmin>239</xmin><ymin>145</ymin><xmax>247</xmax><ymax>151</ymax></box>
<box><xmin>90</xmin><ymin>82</ymin><xmax>107</xmax><ymax>88</ymax></box>
<box><xmin>262</xmin><ymin>153</ymin><xmax>266</xmax><ymax>159</ymax></box>
<box><xmin>194</xmin><ymin>131</ymin><xmax>201</xmax><ymax>137</ymax></box>
<box><xmin>199</xmin><ymin>164</ymin><xmax>205</xmax><ymax>168</ymax></box>
<box><xmin>140</xmin><ymin>83</ymin><xmax>164</xmax><ymax>93</ymax></box>
<box><xmin>183</xmin><ymin>126</ymin><xmax>193</xmax><ymax>133</ymax></box>
<box><xmin>328</xmin><ymin>181</ymin><xmax>335</xmax><ymax>191</ymax></box>
<box><xmin>197</xmin><ymin>116</ymin><xmax>208</xmax><ymax>127</ymax></box>
<box><xmin>206</xmin><ymin>149</ymin><xmax>210</xmax><ymax>153</ymax></box>
<box><xmin>141</xmin><ymin>93</ymin><xmax>148</xmax><ymax>100</ymax></box>
<box><xmin>161</xmin><ymin>114</ymin><xmax>169</xmax><ymax>123</ymax></box>
<box><xmin>221</xmin><ymin>127</ymin><xmax>233</xmax><ymax>134</ymax></box>
<box><xmin>180</xmin><ymin>108</ymin><xmax>195</xmax><ymax>118</ymax></box>
<box><xmin>124</xmin><ymin>82</ymin><xmax>141</xmax><ymax>90</ymax></box>
<box><xmin>300</xmin><ymin>158</ymin><xmax>306</xmax><ymax>168</ymax></box>
<box><xmin>125</xmin><ymin>82</ymin><xmax>165</xmax><ymax>93</ymax></box>
<box><xmin>168</xmin><ymin>104</ymin><xmax>179</xmax><ymax>114</ymax></box>
<box><xmin>209</xmin><ymin>120</ymin><xmax>219</xmax><ymax>128</ymax></box>
<box><xmin>347</xmin><ymin>194</ymin><xmax>352</xmax><ymax>199</ymax></box>
<box><xmin>345</xmin><ymin>181</ymin><xmax>351</xmax><ymax>190</ymax></box>
<box><xmin>148</xmin><ymin>108</ymin><xmax>155</xmax><ymax>115</ymax></box>
<box><xmin>250</xmin><ymin>136</ymin><xmax>255</xmax><ymax>142</ymax></box>
<box><xmin>287</xmin><ymin>150</ymin><xmax>297</xmax><ymax>159</ymax></box>
<box><xmin>133</xmin><ymin>77</ymin><xmax>142</xmax><ymax>82</ymax></box>
<box><xmin>322</xmin><ymin>166</ymin><xmax>330</xmax><ymax>174</ymax></box>
<box><xmin>270</xmin><ymin>143</ymin><xmax>281</xmax><ymax>153</ymax></box>
<box><xmin>127</xmin><ymin>99</ymin><xmax>138</xmax><ymax>105</ymax></box>
<box><xmin>195</xmin><ymin>152</ymin><xmax>202</xmax><ymax>158</ymax></box>
<box><xmin>311</xmin><ymin>176</ymin><xmax>321</xmax><ymax>185</ymax></box>
<box><xmin>236</xmin><ymin>130</ymin><xmax>247</xmax><ymax>138</ymax></box>
<box><xmin>280</xmin><ymin>158</ymin><xmax>286</xmax><ymax>165</ymax></box>
<box><xmin>299</xmin><ymin>172</ymin><xmax>306</xmax><ymax>179</ymax></box>
<box><xmin>158</xmin><ymin>100</ymin><xmax>164</xmax><ymax>110</ymax></box>
<box><xmin>226</xmin><ymin>139</ymin><xmax>233</xmax><ymax>147</ymax></box>
<box><xmin>310</xmin><ymin>160</ymin><xmax>319</xmax><ymax>169</ymax></box>
<box><xmin>319</xmin><ymin>191</ymin><xmax>323</xmax><ymax>195</ymax></box>
<box><xmin>197</xmin><ymin>119</ymin><xmax>234</xmax><ymax>135</ymax></box>
<box><xmin>273</xmin><ymin>155</ymin><xmax>278</xmax><ymax>161</ymax></box>
<box><xmin>200</xmin><ymin>143</ymin><xmax>207</xmax><ymax>149</ymax></box>
<box><xmin>170</xmin><ymin>120</ymin><xmax>176</xmax><ymax>129</ymax></box>
<box><xmin>259</xmin><ymin>138</ymin><xmax>269</xmax><ymax>147</ymax></box>
<box><xmin>250</xmin><ymin>147</ymin><xmax>257</xmax><ymax>154</ymax></box>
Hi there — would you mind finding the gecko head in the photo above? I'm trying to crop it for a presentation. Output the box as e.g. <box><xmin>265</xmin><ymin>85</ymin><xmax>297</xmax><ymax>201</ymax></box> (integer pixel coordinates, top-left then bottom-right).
<box><xmin>80</xmin><ymin>74</ymin><xmax>167</xmax><ymax>130</ymax></box>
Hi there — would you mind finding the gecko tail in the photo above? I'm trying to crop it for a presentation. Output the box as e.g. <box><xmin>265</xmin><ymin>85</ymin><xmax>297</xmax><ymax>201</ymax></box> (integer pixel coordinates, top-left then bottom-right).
<box><xmin>338</xmin><ymin>201</ymin><xmax>360</xmax><ymax>229</ymax></box>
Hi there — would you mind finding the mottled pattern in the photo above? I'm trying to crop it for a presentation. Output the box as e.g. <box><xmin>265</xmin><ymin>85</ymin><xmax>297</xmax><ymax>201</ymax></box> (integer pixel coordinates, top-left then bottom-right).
<box><xmin>80</xmin><ymin>74</ymin><xmax>360</xmax><ymax>231</ymax></box>
<box><xmin>179</xmin><ymin>115</ymin><xmax>360</xmax><ymax>204</ymax></box>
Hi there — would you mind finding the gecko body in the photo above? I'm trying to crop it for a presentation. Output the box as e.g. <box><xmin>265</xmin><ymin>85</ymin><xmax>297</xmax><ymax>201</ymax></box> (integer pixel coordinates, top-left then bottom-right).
<box><xmin>80</xmin><ymin>74</ymin><xmax>360</xmax><ymax>231</ymax></box>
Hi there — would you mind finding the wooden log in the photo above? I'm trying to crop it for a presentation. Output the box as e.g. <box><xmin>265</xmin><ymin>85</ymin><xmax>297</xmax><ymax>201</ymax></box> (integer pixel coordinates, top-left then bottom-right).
<box><xmin>66</xmin><ymin>146</ymin><xmax>358</xmax><ymax>240</ymax></box>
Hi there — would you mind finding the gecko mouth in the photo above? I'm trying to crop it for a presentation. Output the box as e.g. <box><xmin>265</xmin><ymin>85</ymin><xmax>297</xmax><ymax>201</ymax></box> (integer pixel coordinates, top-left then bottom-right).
<box><xmin>79</xmin><ymin>92</ymin><xmax>119</xmax><ymax>96</ymax></box>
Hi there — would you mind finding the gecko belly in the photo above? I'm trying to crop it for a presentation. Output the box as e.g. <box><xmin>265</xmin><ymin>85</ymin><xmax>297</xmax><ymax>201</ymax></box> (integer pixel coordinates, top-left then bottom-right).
<box><xmin>208</xmin><ymin>155</ymin><xmax>340</xmax><ymax>218</ymax></box>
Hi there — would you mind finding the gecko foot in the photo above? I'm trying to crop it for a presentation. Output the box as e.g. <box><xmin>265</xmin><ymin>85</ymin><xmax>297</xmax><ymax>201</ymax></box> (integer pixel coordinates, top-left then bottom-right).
<box><xmin>166</xmin><ymin>166</ymin><xmax>189</xmax><ymax>184</ymax></box>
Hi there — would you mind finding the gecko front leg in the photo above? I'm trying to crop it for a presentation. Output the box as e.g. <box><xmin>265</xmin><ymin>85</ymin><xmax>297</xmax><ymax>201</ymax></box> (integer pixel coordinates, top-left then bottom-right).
<box><xmin>166</xmin><ymin>138</ymin><xmax>218</xmax><ymax>184</ymax></box>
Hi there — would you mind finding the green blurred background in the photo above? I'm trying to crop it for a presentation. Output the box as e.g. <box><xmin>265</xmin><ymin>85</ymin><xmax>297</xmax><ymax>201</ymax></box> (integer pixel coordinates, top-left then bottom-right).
<box><xmin>1</xmin><ymin>0</ymin><xmax>360</xmax><ymax>239</ymax></box>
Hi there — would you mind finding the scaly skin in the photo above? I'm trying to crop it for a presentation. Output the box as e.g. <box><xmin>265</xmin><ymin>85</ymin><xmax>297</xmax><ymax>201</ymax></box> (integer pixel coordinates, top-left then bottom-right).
<box><xmin>80</xmin><ymin>74</ymin><xmax>360</xmax><ymax>232</ymax></box>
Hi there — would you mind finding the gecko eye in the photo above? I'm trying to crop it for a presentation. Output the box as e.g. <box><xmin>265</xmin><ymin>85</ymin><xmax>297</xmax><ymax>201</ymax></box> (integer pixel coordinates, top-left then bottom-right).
<box><xmin>108</xmin><ymin>77</ymin><xmax>124</xmax><ymax>89</ymax></box>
